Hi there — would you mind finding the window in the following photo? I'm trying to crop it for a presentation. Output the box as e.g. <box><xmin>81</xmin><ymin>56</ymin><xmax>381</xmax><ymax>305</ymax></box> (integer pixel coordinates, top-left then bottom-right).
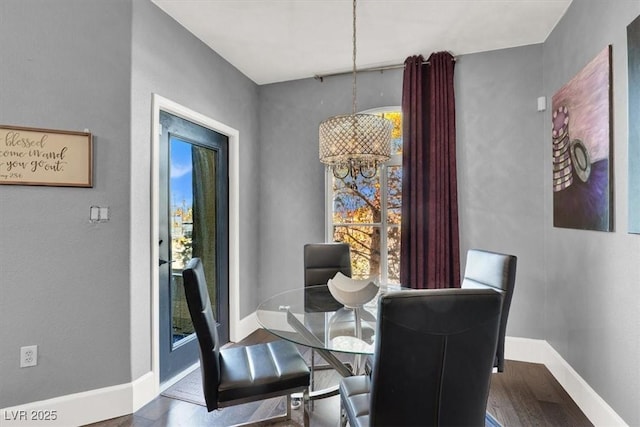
<box><xmin>326</xmin><ymin>108</ymin><xmax>402</xmax><ymax>284</ymax></box>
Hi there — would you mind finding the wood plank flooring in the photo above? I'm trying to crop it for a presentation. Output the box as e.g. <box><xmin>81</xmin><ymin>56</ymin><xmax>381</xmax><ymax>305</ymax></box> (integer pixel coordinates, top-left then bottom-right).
<box><xmin>487</xmin><ymin>359</ymin><xmax>591</xmax><ymax>426</ymax></box>
<box><xmin>88</xmin><ymin>329</ymin><xmax>592</xmax><ymax>426</ymax></box>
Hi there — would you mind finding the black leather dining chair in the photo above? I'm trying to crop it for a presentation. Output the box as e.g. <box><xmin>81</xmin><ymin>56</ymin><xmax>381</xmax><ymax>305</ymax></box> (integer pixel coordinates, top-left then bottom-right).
<box><xmin>461</xmin><ymin>248</ymin><xmax>517</xmax><ymax>372</ymax></box>
<box><xmin>304</xmin><ymin>242</ymin><xmax>352</xmax><ymax>287</ymax></box>
<box><xmin>339</xmin><ymin>288</ymin><xmax>503</xmax><ymax>427</ymax></box>
<box><xmin>182</xmin><ymin>258</ymin><xmax>310</xmax><ymax>425</ymax></box>
<box><xmin>302</xmin><ymin>242</ymin><xmax>353</xmax><ymax>400</ymax></box>
<box><xmin>303</xmin><ymin>242</ymin><xmax>353</xmax><ymax>331</ymax></box>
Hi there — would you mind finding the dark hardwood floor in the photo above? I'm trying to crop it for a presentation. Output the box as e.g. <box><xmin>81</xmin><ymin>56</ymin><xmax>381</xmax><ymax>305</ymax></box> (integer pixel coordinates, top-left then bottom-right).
<box><xmin>89</xmin><ymin>329</ymin><xmax>592</xmax><ymax>426</ymax></box>
<box><xmin>486</xmin><ymin>360</ymin><xmax>592</xmax><ymax>426</ymax></box>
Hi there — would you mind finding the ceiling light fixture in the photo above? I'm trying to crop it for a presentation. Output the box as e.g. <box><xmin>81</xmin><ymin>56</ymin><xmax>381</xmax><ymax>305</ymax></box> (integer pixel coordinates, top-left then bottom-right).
<box><xmin>319</xmin><ymin>0</ymin><xmax>392</xmax><ymax>180</ymax></box>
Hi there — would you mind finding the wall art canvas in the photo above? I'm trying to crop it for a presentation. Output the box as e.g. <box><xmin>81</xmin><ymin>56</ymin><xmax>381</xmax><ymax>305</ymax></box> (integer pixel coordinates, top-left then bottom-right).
<box><xmin>551</xmin><ymin>45</ymin><xmax>612</xmax><ymax>231</ymax></box>
<box><xmin>0</xmin><ymin>125</ymin><xmax>93</xmax><ymax>187</ymax></box>
<box><xmin>627</xmin><ymin>16</ymin><xmax>640</xmax><ymax>234</ymax></box>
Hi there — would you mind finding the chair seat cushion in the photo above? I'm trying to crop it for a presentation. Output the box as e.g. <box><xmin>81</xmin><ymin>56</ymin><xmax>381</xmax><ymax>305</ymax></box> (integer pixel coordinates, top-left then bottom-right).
<box><xmin>340</xmin><ymin>375</ymin><xmax>370</xmax><ymax>427</ymax></box>
<box><xmin>218</xmin><ymin>340</ymin><xmax>310</xmax><ymax>403</ymax></box>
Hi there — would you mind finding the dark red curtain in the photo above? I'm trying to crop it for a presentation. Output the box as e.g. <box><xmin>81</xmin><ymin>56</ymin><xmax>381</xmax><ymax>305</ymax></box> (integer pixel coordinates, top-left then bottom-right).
<box><xmin>400</xmin><ymin>52</ymin><xmax>460</xmax><ymax>289</ymax></box>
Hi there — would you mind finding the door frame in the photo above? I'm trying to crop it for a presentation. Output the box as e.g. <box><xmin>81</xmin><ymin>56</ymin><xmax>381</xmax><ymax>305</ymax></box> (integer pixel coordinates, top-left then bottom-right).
<box><xmin>151</xmin><ymin>94</ymin><xmax>240</xmax><ymax>389</ymax></box>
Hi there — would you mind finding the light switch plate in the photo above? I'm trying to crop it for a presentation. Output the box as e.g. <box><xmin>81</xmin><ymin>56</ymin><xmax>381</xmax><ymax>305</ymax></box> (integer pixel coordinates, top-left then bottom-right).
<box><xmin>99</xmin><ymin>207</ymin><xmax>109</xmax><ymax>221</ymax></box>
<box><xmin>537</xmin><ymin>96</ymin><xmax>546</xmax><ymax>112</ymax></box>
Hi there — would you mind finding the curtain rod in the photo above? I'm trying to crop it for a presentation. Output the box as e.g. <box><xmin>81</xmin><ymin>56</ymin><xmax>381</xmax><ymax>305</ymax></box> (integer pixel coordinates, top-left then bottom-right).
<box><xmin>314</xmin><ymin>57</ymin><xmax>456</xmax><ymax>82</ymax></box>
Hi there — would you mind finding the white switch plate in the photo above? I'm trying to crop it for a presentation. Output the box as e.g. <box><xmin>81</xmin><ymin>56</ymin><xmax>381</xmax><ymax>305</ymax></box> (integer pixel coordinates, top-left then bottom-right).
<box><xmin>90</xmin><ymin>206</ymin><xmax>100</xmax><ymax>221</ymax></box>
<box><xmin>537</xmin><ymin>96</ymin><xmax>546</xmax><ymax>111</ymax></box>
<box><xmin>90</xmin><ymin>206</ymin><xmax>109</xmax><ymax>222</ymax></box>
<box><xmin>99</xmin><ymin>207</ymin><xmax>109</xmax><ymax>221</ymax></box>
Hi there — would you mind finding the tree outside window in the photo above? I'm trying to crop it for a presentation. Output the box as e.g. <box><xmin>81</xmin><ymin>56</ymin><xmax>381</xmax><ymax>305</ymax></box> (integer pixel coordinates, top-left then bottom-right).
<box><xmin>328</xmin><ymin>109</ymin><xmax>402</xmax><ymax>284</ymax></box>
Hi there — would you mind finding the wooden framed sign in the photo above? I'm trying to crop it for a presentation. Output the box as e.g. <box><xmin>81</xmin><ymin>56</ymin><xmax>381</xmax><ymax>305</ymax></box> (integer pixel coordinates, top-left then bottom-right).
<box><xmin>0</xmin><ymin>125</ymin><xmax>93</xmax><ymax>187</ymax></box>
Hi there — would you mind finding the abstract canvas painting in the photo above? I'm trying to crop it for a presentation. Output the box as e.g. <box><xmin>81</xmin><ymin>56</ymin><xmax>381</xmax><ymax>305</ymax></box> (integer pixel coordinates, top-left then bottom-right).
<box><xmin>551</xmin><ymin>45</ymin><xmax>612</xmax><ymax>231</ymax></box>
<box><xmin>627</xmin><ymin>17</ymin><xmax>640</xmax><ymax>234</ymax></box>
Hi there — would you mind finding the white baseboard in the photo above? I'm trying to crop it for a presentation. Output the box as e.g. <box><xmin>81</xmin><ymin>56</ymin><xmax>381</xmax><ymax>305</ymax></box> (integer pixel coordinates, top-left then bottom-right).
<box><xmin>131</xmin><ymin>371</ymin><xmax>157</xmax><ymax>413</ymax></box>
<box><xmin>1</xmin><ymin>384</ymin><xmax>127</xmax><ymax>427</ymax></box>
<box><xmin>233</xmin><ymin>311</ymin><xmax>260</xmax><ymax>343</ymax></box>
<box><xmin>0</xmin><ymin>314</ymin><xmax>261</xmax><ymax>427</ymax></box>
<box><xmin>505</xmin><ymin>337</ymin><xmax>627</xmax><ymax>427</ymax></box>
<box><xmin>0</xmin><ymin>372</ymin><xmax>156</xmax><ymax>427</ymax></box>
<box><xmin>1</xmin><ymin>335</ymin><xmax>626</xmax><ymax>427</ymax></box>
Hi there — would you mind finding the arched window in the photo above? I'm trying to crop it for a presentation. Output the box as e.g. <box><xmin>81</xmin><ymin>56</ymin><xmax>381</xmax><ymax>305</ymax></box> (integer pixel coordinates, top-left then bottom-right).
<box><xmin>325</xmin><ymin>107</ymin><xmax>402</xmax><ymax>285</ymax></box>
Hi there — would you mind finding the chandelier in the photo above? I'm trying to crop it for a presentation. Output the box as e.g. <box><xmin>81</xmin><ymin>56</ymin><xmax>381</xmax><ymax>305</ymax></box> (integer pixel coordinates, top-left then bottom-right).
<box><xmin>319</xmin><ymin>0</ymin><xmax>392</xmax><ymax>180</ymax></box>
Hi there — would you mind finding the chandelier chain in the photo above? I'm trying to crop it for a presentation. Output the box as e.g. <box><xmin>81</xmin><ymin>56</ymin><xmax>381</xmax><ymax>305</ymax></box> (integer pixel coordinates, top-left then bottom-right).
<box><xmin>352</xmin><ymin>0</ymin><xmax>357</xmax><ymax>115</ymax></box>
<box><xmin>318</xmin><ymin>0</ymin><xmax>392</xmax><ymax>179</ymax></box>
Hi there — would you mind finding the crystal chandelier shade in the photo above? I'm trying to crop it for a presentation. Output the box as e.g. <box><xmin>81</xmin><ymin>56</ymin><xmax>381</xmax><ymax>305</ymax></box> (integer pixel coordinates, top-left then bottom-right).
<box><xmin>318</xmin><ymin>0</ymin><xmax>392</xmax><ymax>179</ymax></box>
<box><xmin>319</xmin><ymin>113</ymin><xmax>392</xmax><ymax>178</ymax></box>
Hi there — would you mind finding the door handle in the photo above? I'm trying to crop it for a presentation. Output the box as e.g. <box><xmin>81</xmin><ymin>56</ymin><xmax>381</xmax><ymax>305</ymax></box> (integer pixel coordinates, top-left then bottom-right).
<box><xmin>159</xmin><ymin>239</ymin><xmax>168</xmax><ymax>266</ymax></box>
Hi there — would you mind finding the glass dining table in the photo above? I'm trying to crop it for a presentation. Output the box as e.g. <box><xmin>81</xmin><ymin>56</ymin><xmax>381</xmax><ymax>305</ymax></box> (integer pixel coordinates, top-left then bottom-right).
<box><xmin>256</xmin><ymin>283</ymin><xmax>406</xmax><ymax>400</ymax></box>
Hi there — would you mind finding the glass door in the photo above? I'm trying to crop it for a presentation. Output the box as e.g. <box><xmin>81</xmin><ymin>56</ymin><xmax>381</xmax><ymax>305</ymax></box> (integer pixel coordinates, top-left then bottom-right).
<box><xmin>159</xmin><ymin>110</ymin><xmax>229</xmax><ymax>384</ymax></box>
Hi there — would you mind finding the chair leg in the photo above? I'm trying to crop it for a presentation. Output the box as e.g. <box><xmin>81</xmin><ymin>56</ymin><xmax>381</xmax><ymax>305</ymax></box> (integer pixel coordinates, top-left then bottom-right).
<box><xmin>310</xmin><ymin>349</ymin><xmax>315</xmax><ymax>411</ymax></box>
<box><xmin>339</xmin><ymin>398</ymin><xmax>348</xmax><ymax>427</ymax></box>
<box><xmin>285</xmin><ymin>394</ymin><xmax>292</xmax><ymax>421</ymax></box>
<box><xmin>303</xmin><ymin>387</ymin><xmax>310</xmax><ymax>427</ymax></box>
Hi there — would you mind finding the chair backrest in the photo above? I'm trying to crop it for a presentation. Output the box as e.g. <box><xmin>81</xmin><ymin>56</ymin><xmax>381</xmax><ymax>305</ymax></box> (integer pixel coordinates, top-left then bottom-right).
<box><xmin>369</xmin><ymin>288</ymin><xmax>503</xmax><ymax>426</ymax></box>
<box><xmin>462</xmin><ymin>248</ymin><xmax>517</xmax><ymax>372</ymax></box>
<box><xmin>303</xmin><ymin>242</ymin><xmax>352</xmax><ymax>286</ymax></box>
<box><xmin>182</xmin><ymin>257</ymin><xmax>221</xmax><ymax>410</ymax></box>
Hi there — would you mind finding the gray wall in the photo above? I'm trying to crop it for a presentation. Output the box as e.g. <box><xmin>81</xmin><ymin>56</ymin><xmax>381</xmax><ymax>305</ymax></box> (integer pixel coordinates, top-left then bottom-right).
<box><xmin>542</xmin><ymin>1</ymin><xmax>640</xmax><ymax>424</ymax></box>
<box><xmin>257</xmin><ymin>70</ymin><xmax>402</xmax><ymax>300</ymax></box>
<box><xmin>258</xmin><ymin>47</ymin><xmax>547</xmax><ymax>337</ymax></box>
<box><xmin>0</xmin><ymin>0</ymin><xmax>133</xmax><ymax>407</ymax></box>
<box><xmin>130</xmin><ymin>1</ymin><xmax>261</xmax><ymax>377</ymax></box>
<box><xmin>0</xmin><ymin>0</ymin><xmax>262</xmax><ymax>407</ymax></box>
<box><xmin>257</xmin><ymin>2</ymin><xmax>640</xmax><ymax>422</ymax></box>
<box><xmin>456</xmin><ymin>45</ymin><xmax>547</xmax><ymax>339</ymax></box>
<box><xmin>1</xmin><ymin>0</ymin><xmax>639</xmax><ymax>423</ymax></box>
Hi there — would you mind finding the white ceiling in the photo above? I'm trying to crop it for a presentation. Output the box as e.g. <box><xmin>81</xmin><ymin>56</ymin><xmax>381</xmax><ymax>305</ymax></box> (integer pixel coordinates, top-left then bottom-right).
<box><xmin>151</xmin><ymin>0</ymin><xmax>572</xmax><ymax>85</ymax></box>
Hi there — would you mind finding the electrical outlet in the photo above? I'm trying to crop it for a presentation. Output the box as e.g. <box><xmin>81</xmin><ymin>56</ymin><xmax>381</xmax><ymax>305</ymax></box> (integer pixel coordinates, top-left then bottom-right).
<box><xmin>20</xmin><ymin>345</ymin><xmax>37</xmax><ymax>368</ymax></box>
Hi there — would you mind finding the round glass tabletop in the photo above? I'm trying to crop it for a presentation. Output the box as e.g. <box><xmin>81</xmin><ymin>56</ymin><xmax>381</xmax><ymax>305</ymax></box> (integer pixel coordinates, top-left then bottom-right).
<box><xmin>256</xmin><ymin>284</ymin><xmax>406</xmax><ymax>355</ymax></box>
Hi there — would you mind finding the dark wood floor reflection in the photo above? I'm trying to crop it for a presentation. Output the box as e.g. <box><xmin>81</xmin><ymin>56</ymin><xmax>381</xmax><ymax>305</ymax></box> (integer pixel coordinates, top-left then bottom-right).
<box><xmin>88</xmin><ymin>330</ymin><xmax>592</xmax><ymax>427</ymax></box>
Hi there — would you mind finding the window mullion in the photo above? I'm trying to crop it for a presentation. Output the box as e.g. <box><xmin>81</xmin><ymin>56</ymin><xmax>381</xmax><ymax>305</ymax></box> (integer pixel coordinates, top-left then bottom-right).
<box><xmin>380</xmin><ymin>165</ymin><xmax>388</xmax><ymax>285</ymax></box>
<box><xmin>333</xmin><ymin>222</ymin><xmax>381</xmax><ymax>227</ymax></box>
<box><xmin>325</xmin><ymin>166</ymin><xmax>333</xmax><ymax>242</ymax></box>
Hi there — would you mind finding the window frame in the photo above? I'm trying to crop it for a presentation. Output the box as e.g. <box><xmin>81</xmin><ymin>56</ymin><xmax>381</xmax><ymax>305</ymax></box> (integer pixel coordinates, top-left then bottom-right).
<box><xmin>324</xmin><ymin>106</ymin><xmax>402</xmax><ymax>285</ymax></box>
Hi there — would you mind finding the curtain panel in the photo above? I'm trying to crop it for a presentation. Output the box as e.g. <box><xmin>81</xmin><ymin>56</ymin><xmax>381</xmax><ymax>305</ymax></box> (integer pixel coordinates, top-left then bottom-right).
<box><xmin>400</xmin><ymin>52</ymin><xmax>460</xmax><ymax>289</ymax></box>
<box><xmin>191</xmin><ymin>145</ymin><xmax>218</xmax><ymax>307</ymax></box>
